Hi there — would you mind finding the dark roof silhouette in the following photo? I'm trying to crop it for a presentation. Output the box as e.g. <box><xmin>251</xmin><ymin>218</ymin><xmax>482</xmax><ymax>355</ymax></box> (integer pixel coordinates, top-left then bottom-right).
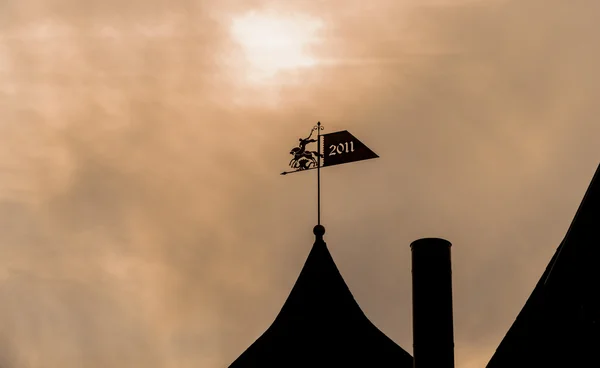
<box><xmin>487</xmin><ymin>164</ymin><xmax>600</xmax><ymax>368</ymax></box>
<box><xmin>229</xmin><ymin>225</ymin><xmax>413</xmax><ymax>367</ymax></box>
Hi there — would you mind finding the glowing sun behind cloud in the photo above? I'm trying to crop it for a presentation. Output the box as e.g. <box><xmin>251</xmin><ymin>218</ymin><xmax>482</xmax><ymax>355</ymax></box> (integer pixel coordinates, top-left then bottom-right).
<box><xmin>230</xmin><ymin>11</ymin><xmax>323</xmax><ymax>83</ymax></box>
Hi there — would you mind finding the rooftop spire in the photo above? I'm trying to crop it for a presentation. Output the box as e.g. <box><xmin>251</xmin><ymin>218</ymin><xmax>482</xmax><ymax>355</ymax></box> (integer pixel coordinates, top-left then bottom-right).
<box><xmin>229</xmin><ymin>226</ymin><xmax>413</xmax><ymax>367</ymax></box>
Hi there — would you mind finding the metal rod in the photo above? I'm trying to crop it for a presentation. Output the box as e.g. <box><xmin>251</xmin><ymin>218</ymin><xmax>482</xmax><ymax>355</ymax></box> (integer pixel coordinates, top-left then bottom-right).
<box><xmin>317</xmin><ymin>122</ymin><xmax>321</xmax><ymax>226</ymax></box>
<box><xmin>280</xmin><ymin>167</ymin><xmax>319</xmax><ymax>175</ymax></box>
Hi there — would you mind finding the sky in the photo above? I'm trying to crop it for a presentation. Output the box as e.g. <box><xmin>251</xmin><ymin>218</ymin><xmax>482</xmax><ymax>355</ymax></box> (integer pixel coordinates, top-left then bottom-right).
<box><xmin>1</xmin><ymin>0</ymin><xmax>600</xmax><ymax>367</ymax></box>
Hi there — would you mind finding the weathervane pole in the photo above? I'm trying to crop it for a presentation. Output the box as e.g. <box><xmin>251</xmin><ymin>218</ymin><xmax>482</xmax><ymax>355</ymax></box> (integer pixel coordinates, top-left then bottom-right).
<box><xmin>317</xmin><ymin>122</ymin><xmax>322</xmax><ymax>225</ymax></box>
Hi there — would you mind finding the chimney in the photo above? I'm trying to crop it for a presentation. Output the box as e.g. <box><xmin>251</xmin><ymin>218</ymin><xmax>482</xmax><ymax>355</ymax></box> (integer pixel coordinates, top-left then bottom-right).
<box><xmin>410</xmin><ymin>238</ymin><xmax>455</xmax><ymax>368</ymax></box>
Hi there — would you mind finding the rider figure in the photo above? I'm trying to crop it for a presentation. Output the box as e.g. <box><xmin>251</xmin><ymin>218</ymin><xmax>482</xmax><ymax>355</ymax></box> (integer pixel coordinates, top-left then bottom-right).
<box><xmin>297</xmin><ymin>131</ymin><xmax>317</xmax><ymax>153</ymax></box>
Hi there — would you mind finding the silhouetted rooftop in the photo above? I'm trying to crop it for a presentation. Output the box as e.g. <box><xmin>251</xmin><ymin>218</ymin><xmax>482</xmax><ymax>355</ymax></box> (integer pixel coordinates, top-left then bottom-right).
<box><xmin>487</xmin><ymin>163</ymin><xmax>600</xmax><ymax>368</ymax></box>
<box><xmin>229</xmin><ymin>226</ymin><xmax>413</xmax><ymax>367</ymax></box>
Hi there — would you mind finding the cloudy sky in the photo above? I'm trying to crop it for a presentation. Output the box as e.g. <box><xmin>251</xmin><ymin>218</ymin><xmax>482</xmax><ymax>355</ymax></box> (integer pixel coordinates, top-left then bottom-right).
<box><xmin>1</xmin><ymin>0</ymin><xmax>599</xmax><ymax>367</ymax></box>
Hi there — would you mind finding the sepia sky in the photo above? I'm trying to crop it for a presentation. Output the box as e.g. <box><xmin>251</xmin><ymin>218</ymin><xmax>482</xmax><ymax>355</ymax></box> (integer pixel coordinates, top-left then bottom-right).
<box><xmin>1</xmin><ymin>0</ymin><xmax>600</xmax><ymax>367</ymax></box>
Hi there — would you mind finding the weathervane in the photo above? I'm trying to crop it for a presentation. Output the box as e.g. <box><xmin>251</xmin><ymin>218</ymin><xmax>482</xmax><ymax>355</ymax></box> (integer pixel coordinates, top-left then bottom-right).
<box><xmin>281</xmin><ymin>122</ymin><xmax>379</xmax><ymax>227</ymax></box>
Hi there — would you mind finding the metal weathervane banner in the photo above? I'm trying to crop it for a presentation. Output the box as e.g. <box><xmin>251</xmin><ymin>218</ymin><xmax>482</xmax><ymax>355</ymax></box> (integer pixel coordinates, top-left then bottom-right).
<box><xmin>321</xmin><ymin>130</ymin><xmax>379</xmax><ymax>167</ymax></box>
<box><xmin>281</xmin><ymin>122</ymin><xmax>379</xmax><ymax>225</ymax></box>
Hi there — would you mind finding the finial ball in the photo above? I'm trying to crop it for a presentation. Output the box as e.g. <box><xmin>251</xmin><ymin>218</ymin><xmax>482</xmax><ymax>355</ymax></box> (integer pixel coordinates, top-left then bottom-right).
<box><xmin>313</xmin><ymin>225</ymin><xmax>326</xmax><ymax>237</ymax></box>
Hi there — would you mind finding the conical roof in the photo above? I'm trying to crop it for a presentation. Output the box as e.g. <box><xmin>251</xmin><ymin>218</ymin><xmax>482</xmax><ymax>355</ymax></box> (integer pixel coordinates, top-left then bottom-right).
<box><xmin>487</xmin><ymin>163</ymin><xmax>600</xmax><ymax>368</ymax></box>
<box><xmin>229</xmin><ymin>226</ymin><xmax>413</xmax><ymax>367</ymax></box>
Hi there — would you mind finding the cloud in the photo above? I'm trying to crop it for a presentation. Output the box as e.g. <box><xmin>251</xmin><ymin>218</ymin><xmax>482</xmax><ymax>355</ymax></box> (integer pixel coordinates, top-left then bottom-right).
<box><xmin>0</xmin><ymin>0</ymin><xmax>599</xmax><ymax>367</ymax></box>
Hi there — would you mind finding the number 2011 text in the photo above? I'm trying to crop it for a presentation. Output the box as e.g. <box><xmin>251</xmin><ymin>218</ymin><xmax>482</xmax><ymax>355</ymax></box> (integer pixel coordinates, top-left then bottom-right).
<box><xmin>329</xmin><ymin>141</ymin><xmax>355</xmax><ymax>156</ymax></box>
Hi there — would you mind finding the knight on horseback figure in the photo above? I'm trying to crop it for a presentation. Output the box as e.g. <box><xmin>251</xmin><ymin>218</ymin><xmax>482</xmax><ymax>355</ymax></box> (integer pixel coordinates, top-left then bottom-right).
<box><xmin>289</xmin><ymin>128</ymin><xmax>323</xmax><ymax>170</ymax></box>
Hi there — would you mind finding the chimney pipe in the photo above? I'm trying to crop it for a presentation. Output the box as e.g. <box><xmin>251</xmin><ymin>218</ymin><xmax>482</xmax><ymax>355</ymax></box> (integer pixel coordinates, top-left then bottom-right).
<box><xmin>410</xmin><ymin>238</ymin><xmax>454</xmax><ymax>368</ymax></box>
